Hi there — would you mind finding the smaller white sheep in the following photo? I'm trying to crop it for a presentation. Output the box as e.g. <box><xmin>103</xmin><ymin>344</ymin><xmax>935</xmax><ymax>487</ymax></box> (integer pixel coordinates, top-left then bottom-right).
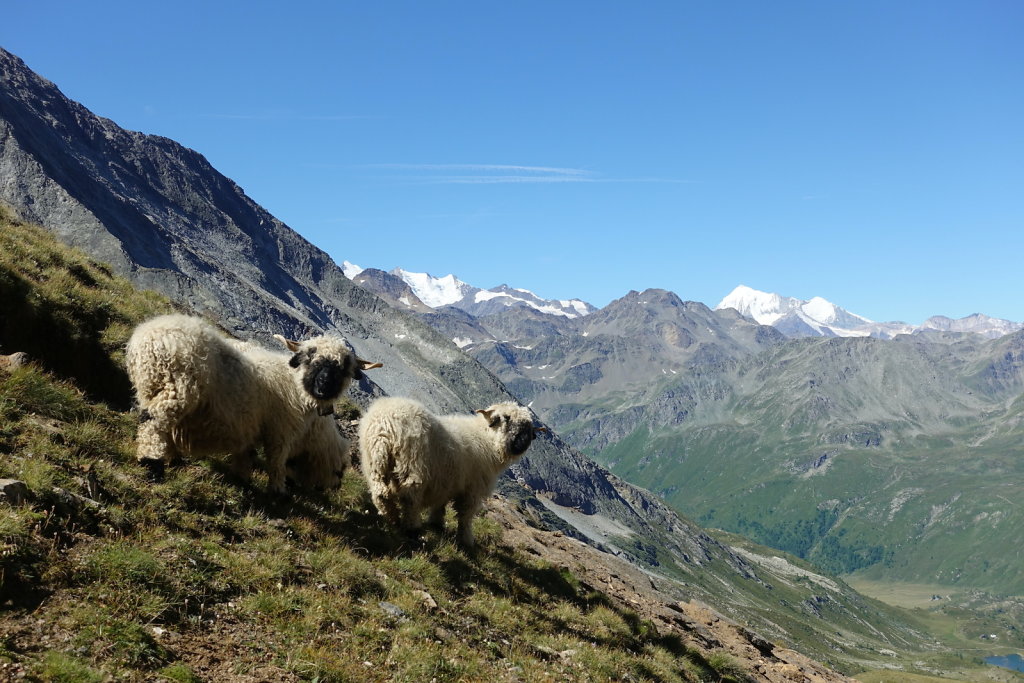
<box><xmin>126</xmin><ymin>314</ymin><xmax>380</xmax><ymax>493</ymax></box>
<box><xmin>359</xmin><ymin>397</ymin><xmax>543</xmax><ymax>547</ymax></box>
<box><xmin>285</xmin><ymin>412</ymin><xmax>353</xmax><ymax>491</ymax></box>
<box><xmin>227</xmin><ymin>411</ymin><xmax>353</xmax><ymax>492</ymax></box>
<box><xmin>223</xmin><ymin>338</ymin><xmax>353</xmax><ymax>491</ymax></box>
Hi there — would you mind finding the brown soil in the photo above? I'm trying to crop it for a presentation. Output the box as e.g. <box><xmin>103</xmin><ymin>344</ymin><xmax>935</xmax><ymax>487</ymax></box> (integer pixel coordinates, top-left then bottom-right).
<box><xmin>488</xmin><ymin>497</ymin><xmax>855</xmax><ymax>683</ymax></box>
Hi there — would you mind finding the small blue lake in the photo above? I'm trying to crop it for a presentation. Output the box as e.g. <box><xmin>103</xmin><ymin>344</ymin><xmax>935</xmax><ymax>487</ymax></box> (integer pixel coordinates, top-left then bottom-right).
<box><xmin>986</xmin><ymin>653</ymin><xmax>1024</xmax><ymax>672</ymax></box>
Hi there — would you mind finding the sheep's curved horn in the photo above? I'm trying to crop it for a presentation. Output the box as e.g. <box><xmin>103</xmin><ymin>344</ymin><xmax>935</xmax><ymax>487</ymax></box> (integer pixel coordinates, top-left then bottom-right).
<box><xmin>273</xmin><ymin>334</ymin><xmax>302</xmax><ymax>353</ymax></box>
<box><xmin>534</xmin><ymin>426</ymin><xmax>548</xmax><ymax>435</ymax></box>
<box><xmin>358</xmin><ymin>359</ymin><xmax>383</xmax><ymax>370</ymax></box>
<box><xmin>475</xmin><ymin>408</ymin><xmax>495</xmax><ymax>422</ymax></box>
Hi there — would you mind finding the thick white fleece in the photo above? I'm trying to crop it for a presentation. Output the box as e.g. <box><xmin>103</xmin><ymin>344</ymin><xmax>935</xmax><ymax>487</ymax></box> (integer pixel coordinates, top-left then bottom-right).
<box><xmin>359</xmin><ymin>396</ymin><xmax>537</xmax><ymax>547</ymax></box>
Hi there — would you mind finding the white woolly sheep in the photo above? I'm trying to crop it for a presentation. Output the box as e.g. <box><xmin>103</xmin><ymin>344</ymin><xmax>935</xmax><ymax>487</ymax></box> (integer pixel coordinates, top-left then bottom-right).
<box><xmin>359</xmin><ymin>397</ymin><xmax>543</xmax><ymax>547</ymax></box>
<box><xmin>284</xmin><ymin>412</ymin><xmax>354</xmax><ymax>491</ymax></box>
<box><xmin>226</xmin><ymin>407</ymin><xmax>353</xmax><ymax>492</ymax></box>
<box><xmin>222</xmin><ymin>338</ymin><xmax>353</xmax><ymax>491</ymax></box>
<box><xmin>125</xmin><ymin>313</ymin><xmax>380</xmax><ymax>493</ymax></box>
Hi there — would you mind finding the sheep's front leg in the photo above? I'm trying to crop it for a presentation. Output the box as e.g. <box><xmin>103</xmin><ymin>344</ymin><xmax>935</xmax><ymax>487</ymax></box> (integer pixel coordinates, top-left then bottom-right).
<box><xmin>135</xmin><ymin>388</ymin><xmax>192</xmax><ymax>470</ymax></box>
<box><xmin>427</xmin><ymin>504</ymin><xmax>447</xmax><ymax>531</ymax></box>
<box><xmin>454</xmin><ymin>496</ymin><xmax>483</xmax><ymax>548</ymax></box>
<box><xmin>264</xmin><ymin>436</ymin><xmax>295</xmax><ymax>495</ymax></box>
<box><xmin>228</xmin><ymin>449</ymin><xmax>258</xmax><ymax>483</ymax></box>
<box><xmin>398</xmin><ymin>489</ymin><xmax>424</xmax><ymax>534</ymax></box>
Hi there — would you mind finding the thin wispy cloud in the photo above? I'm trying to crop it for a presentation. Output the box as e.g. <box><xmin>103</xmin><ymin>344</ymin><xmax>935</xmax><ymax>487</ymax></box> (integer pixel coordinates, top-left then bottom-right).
<box><xmin>362</xmin><ymin>163</ymin><xmax>691</xmax><ymax>185</ymax></box>
<box><xmin>204</xmin><ymin>113</ymin><xmax>373</xmax><ymax>121</ymax></box>
<box><xmin>369</xmin><ymin>163</ymin><xmax>593</xmax><ymax>177</ymax></box>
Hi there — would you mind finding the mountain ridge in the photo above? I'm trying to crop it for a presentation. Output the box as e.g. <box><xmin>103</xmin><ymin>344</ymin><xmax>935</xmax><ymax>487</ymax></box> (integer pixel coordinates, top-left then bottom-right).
<box><xmin>385</xmin><ymin>266</ymin><xmax>597</xmax><ymax>319</ymax></box>
<box><xmin>715</xmin><ymin>284</ymin><xmax>1022</xmax><ymax>340</ymax></box>
<box><xmin>355</xmin><ymin>268</ymin><xmax>1023</xmax><ymax>343</ymax></box>
<box><xmin>351</xmin><ymin>262</ymin><xmax>1024</xmax><ymax>596</ymax></box>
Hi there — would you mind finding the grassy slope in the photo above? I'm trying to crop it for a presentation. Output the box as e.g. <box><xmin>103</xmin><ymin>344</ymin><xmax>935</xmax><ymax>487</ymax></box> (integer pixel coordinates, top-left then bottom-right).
<box><xmin>0</xmin><ymin>212</ymin><xmax>762</xmax><ymax>682</ymax></box>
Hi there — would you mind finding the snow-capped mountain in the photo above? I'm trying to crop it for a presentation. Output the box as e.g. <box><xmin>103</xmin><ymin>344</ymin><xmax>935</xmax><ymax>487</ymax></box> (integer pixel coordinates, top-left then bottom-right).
<box><xmin>917</xmin><ymin>314</ymin><xmax>1024</xmax><ymax>338</ymax></box>
<box><xmin>341</xmin><ymin>260</ymin><xmax>364</xmax><ymax>279</ymax></box>
<box><xmin>346</xmin><ymin>267</ymin><xmax>434</xmax><ymax>313</ymax></box>
<box><xmin>716</xmin><ymin>285</ymin><xmax>1022</xmax><ymax>340</ymax></box>
<box><xmin>716</xmin><ymin>285</ymin><xmax>875</xmax><ymax>337</ymax></box>
<box><xmin>392</xmin><ymin>268</ymin><xmax>476</xmax><ymax>309</ymax></box>
<box><xmin>389</xmin><ymin>268</ymin><xmax>596</xmax><ymax>319</ymax></box>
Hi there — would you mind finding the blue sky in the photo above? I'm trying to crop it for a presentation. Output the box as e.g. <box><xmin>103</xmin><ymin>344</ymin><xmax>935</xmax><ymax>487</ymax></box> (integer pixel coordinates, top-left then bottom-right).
<box><xmin>4</xmin><ymin>1</ymin><xmax>1022</xmax><ymax>323</ymax></box>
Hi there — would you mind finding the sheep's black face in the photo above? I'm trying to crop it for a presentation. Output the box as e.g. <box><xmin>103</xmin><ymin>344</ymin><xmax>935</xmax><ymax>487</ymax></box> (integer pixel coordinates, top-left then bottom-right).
<box><xmin>507</xmin><ymin>421</ymin><xmax>535</xmax><ymax>457</ymax></box>
<box><xmin>280</xmin><ymin>334</ymin><xmax>379</xmax><ymax>410</ymax></box>
<box><xmin>482</xmin><ymin>404</ymin><xmax>539</xmax><ymax>459</ymax></box>
<box><xmin>303</xmin><ymin>356</ymin><xmax>348</xmax><ymax>401</ymax></box>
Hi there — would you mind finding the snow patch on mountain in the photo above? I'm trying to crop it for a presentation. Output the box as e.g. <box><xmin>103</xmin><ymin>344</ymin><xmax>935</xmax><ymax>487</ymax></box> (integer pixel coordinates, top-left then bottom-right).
<box><xmin>716</xmin><ymin>285</ymin><xmax>866</xmax><ymax>335</ymax></box>
<box><xmin>717</xmin><ymin>285</ymin><xmax>1022</xmax><ymax>340</ymax></box>
<box><xmin>393</xmin><ymin>269</ymin><xmax>472</xmax><ymax>308</ymax></box>
<box><xmin>342</xmin><ymin>260</ymin><xmax>364</xmax><ymax>279</ymax></box>
<box><xmin>919</xmin><ymin>314</ymin><xmax>1024</xmax><ymax>338</ymax></box>
<box><xmin>389</xmin><ymin>268</ymin><xmax>595</xmax><ymax>319</ymax></box>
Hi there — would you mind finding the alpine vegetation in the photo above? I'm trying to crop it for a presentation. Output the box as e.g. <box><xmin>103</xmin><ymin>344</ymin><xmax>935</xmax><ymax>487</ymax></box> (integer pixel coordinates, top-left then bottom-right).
<box><xmin>125</xmin><ymin>313</ymin><xmax>380</xmax><ymax>493</ymax></box>
<box><xmin>359</xmin><ymin>397</ymin><xmax>543</xmax><ymax>547</ymax></box>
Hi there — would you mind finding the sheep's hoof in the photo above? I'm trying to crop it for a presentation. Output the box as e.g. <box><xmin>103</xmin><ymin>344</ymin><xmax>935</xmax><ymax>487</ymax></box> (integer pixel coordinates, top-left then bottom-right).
<box><xmin>267</xmin><ymin>481</ymin><xmax>290</xmax><ymax>499</ymax></box>
<box><xmin>399</xmin><ymin>529</ymin><xmax>426</xmax><ymax>550</ymax></box>
<box><xmin>139</xmin><ymin>458</ymin><xmax>165</xmax><ymax>482</ymax></box>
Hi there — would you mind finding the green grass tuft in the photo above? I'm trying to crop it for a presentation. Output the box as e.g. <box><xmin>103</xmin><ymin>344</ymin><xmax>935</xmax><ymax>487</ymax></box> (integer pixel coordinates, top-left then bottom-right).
<box><xmin>33</xmin><ymin>651</ymin><xmax>106</xmax><ymax>683</ymax></box>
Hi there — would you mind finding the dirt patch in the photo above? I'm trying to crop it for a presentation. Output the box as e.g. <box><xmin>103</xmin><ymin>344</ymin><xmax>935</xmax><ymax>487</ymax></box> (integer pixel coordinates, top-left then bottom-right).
<box><xmin>488</xmin><ymin>497</ymin><xmax>855</xmax><ymax>683</ymax></box>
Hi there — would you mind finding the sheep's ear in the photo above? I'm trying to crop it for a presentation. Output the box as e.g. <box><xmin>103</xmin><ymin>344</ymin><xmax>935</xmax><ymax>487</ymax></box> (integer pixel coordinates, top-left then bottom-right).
<box><xmin>273</xmin><ymin>334</ymin><xmax>302</xmax><ymax>353</ymax></box>
<box><xmin>358</xmin><ymin>359</ymin><xmax>383</xmax><ymax>370</ymax></box>
<box><xmin>476</xmin><ymin>408</ymin><xmax>499</xmax><ymax>428</ymax></box>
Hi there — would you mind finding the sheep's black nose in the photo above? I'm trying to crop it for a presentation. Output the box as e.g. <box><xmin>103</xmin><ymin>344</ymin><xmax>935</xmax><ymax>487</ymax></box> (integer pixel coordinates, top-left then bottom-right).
<box><xmin>305</xmin><ymin>360</ymin><xmax>345</xmax><ymax>400</ymax></box>
<box><xmin>509</xmin><ymin>425</ymin><xmax>534</xmax><ymax>456</ymax></box>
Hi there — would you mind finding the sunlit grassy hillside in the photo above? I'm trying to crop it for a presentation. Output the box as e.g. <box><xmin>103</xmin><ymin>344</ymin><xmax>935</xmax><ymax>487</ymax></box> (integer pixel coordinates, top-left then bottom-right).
<box><xmin>0</xmin><ymin>210</ymin><xmax>753</xmax><ymax>681</ymax></box>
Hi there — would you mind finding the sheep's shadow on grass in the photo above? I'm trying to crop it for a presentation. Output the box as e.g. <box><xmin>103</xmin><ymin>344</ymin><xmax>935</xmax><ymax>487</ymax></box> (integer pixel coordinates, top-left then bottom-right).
<box><xmin>191</xmin><ymin>458</ymin><xmax>419</xmax><ymax>556</ymax></box>
<box><xmin>166</xmin><ymin>461</ymin><xmax>697</xmax><ymax>663</ymax></box>
<box><xmin>0</xmin><ymin>576</ymin><xmax>51</xmax><ymax>613</ymax></box>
